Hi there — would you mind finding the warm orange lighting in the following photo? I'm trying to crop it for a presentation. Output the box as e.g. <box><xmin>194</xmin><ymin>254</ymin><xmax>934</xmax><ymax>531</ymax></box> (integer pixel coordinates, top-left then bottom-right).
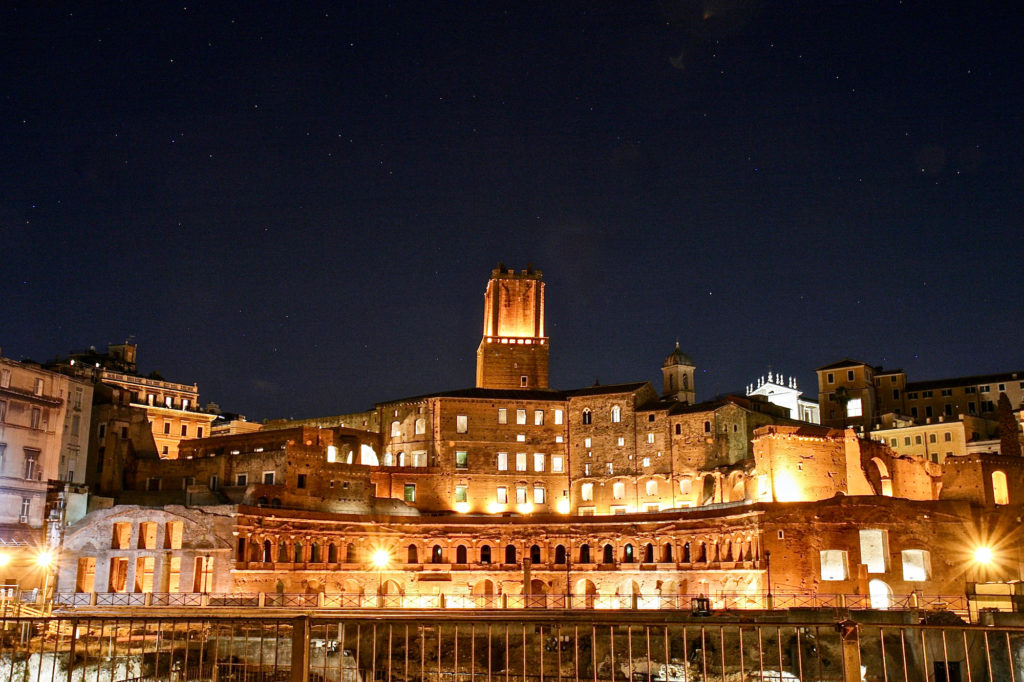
<box><xmin>517</xmin><ymin>502</ymin><xmax>534</xmax><ymax>515</ymax></box>
<box><xmin>773</xmin><ymin>471</ymin><xmax>802</xmax><ymax>502</ymax></box>
<box><xmin>487</xmin><ymin>501</ymin><xmax>506</xmax><ymax>514</ymax></box>
<box><xmin>556</xmin><ymin>498</ymin><xmax>571</xmax><ymax>514</ymax></box>
<box><xmin>974</xmin><ymin>546</ymin><xmax>994</xmax><ymax>565</ymax></box>
<box><xmin>371</xmin><ymin>549</ymin><xmax>390</xmax><ymax>570</ymax></box>
<box><xmin>0</xmin><ymin>553</ymin><xmax>9</xmax><ymax>567</ymax></box>
<box><xmin>454</xmin><ymin>502</ymin><xmax>471</xmax><ymax>514</ymax></box>
<box><xmin>36</xmin><ymin>551</ymin><xmax>53</xmax><ymax>568</ymax></box>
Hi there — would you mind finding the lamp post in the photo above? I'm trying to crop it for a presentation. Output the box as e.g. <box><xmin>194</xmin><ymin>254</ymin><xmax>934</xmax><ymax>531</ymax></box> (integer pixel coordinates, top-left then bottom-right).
<box><xmin>371</xmin><ymin>549</ymin><xmax>390</xmax><ymax>608</ymax></box>
<box><xmin>36</xmin><ymin>550</ymin><xmax>55</xmax><ymax>615</ymax></box>
<box><xmin>764</xmin><ymin>550</ymin><xmax>773</xmax><ymax>610</ymax></box>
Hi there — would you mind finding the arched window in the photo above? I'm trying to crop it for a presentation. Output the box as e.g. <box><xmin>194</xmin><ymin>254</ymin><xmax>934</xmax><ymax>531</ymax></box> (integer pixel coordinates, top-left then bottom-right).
<box><xmin>456</xmin><ymin>545</ymin><xmax>468</xmax><ymax>564</ymax></box>
<box><xmin>480</xmin><ymin>545</ymin><xmax>491</xmax><ymax>564</ymax></box>
<box><xmin>278</xmin><ymin>541</ymin><xmax>288</xmax><ymax>563</ymax></box>
<box><xmin>383</xmin><ymin>452</ymin><xmax>393</xmax><ymax>466</ymax></box>
<box><xmin>610</xmin><ymin>405</ymin><xmax>621</xmax><ymax>423</ymax></box>
<box><xmin>257</xmin><ymin>496</ymin><xmax>268</xmax><ymax>507</ymax></box>
<box><xmin>432</xmin><ymin>545</ymin><xmax>444</xmax><ymax>563</ymax></box>
<box><xmin>294</xmin><ymin>541</ymin><xmax>303</xmax><ymax>563</ymax></box>
<box><xmin>346</xmin><ymin>543</ymin><xmax>356</xmax><ymax>563</ymax></box>
<box><xmin>263</xmin><ymin>540</ymin><xmax>273</xmax><ymax>563</ymax></box>
<box><xmin>554</xmin><ymin>545</ymin><xmax>566</xmax><ymax>565</ymax></box>
<box><xmin>530</xmin><ymin>544</ymin><xmax>542</xmax><ymax>564</ymax></box>
<box><xmin>682</xmin><ymin>375</ymin><xmax>689</xmax><ymax>390</ymax></box>
<box><xmin>390</xmin><ymin>421</ymin><xmax>401</xmax><ymax>437</ymax></box>
<box><xmin>603</xmin><ymin>544</ymin><xmax>614</xmax><ymax>564</ymax></box>
<box><xmin>310</xmin><ymin>543</ymin><xmax>320</xmax><ymax>563</ymax></box>
<box><xmin>579</xmin><ymin>544</ymin><xmax>591</xmax><ymax>564</ymax></box>
<box><xmin>698</xmin><ymin>542</ymin><xmax>707</xmax><ymax>562</ymax></box>
<box><xmin>407</xmin><ymin>544</ymin><xmax>419</xmax><ymax>564</ymax></box>
<box><xmin>415</xmin><ymin>417</ymin><xmax>426</xmax><ymax>435</ymax></box>
<box><xmin>993</xmin><ymin>471</ymin><xmax>1009</xmax><ymax>505</ymax></box>
<box><xmin>505</xmin><ymin>544</ymin><xmax>517</xmax><ymax>564</ymax></box>
<box><xmin>703</xmin><ymin>420</ymin><xmax>711</xmax><ymax>433</ymax></box>
<box><xmin>623</xmin><ymin>544</ymin><xmax>634</xmax><ymax>563</ymax></box>
<box><xmin>663</xmin><ymin>543</ymin><xmax>673</xmax><ymax>562</ymax></box>
<box><xmin>682</xmin><ymin>542</ymin><xmax>690</xmax><ymax>563</ymax></box>
<box><xmin>328</xmin><ymin>543</ymin><xmax>338</xmax><ymax>563</ymax></box>
<box><xmin>582</xmin><ymin>408</ymin><xmax>592</xmax><ymax>425</ymax></box>
<box><xmin>644</xmin><ymin>543</ymin><xmax>654</xmax><ymax>563</ymax></box>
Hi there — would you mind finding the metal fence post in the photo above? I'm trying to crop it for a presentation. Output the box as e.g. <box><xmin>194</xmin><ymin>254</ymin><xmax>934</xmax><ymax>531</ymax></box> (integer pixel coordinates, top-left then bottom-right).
<box><xmin>291</xmin><ymin>616</ymin><xmax>310</xmax><ymax>682</ymax></box>
<box><xmin>837</xmin><ymin>619</ymin><xmax>861</xmax><ymax>682</ymax></box>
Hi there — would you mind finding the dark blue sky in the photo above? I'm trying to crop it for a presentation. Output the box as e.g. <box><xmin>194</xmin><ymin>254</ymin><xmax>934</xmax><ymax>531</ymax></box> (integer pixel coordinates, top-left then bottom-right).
<box><xmin>3</xmin><ymin>1</ymin><xmax>1022</xmax><ymax>420</ymax></box>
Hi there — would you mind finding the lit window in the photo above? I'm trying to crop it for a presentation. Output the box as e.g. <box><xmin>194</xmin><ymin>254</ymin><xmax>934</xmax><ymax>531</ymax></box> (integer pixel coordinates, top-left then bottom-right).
<box><xmin>554</xmin><ymin>410</ymin><xmax>563</xmax><ymax>425</ymax></box>
<box><xmin>610</xmin><ymin>406</ymin><xmax>621</xmax><ymax>423</ymax></box>
<box><xmin>456</xmin><ymin>415</ymin><xmax>468</xmax><ymax>433</ymax></box>
<box><xmin>993</xmin><ymin>471</ymin><xmax>1009</xmax><ymax>505</ymax></box>
<box><xmin>551</xmin><ymin>455</ymin><xmax>564</xmax><ymax>473</ymax></box>
<box><xmin>533</xmin><ymin>486</ymin><xmax>545</xmax><ymax>504</ymax></box>
<box><xmin>497</xmin><ymin>408</ymin><xmax>507</xmax><ymax>424</ymax></box>
<box><xmin>647</xmin><ymin>433</ymin><xmax>654</xmax><ymax>444</ymax></box>
<box><xmin>456</xmin><ymin>451</ymin><xmax>468</xmax><ymax>469</ymax></box>
<box><xmin>516</xmin><ymin>434</ymin><xmax>526</xmax><ymax>442</ymax></box>
<box><xmin>859</xmin><ymin>529</ymin><xmax>889</xmax><ymax>573</ymax></box>
<box><xmin>326</xmin><ymin>445</ymin><xmax>337</xmax><ymax>463</ymax></box>
<box><xmin>606</xmin><ymin>463</ymin><xmax>613</xmax><ymax>475</ymax></box>
<box><xmin>617</xmin><ymin>437</ymin><xmax>624</xmax><ymax>446</ymax></box>
<box><xmin>642</xmin><ymin>457</ymin><xmax>650</xmax><ymax>467</ymax></box>
<box><xmin>534</xmin><ymin>453</ymin><xmax>545</xmax><ymax>472</ymax></box>
<box><xmin>645</xmin><ymin>480</ymin><xmax>657</xmax><ymax>495</ymax></box>
<box><xmin>390</xmin><ymin>421</ymin><xmax>401</xmax><ymax>438</ymax></box>
<box><xmin>516</xmin><ymin>409</ymin><xmax>527</xmax><ymax>425</ymax></box>
<box><xmin>404</xmin><ymin>484</ymin><xmax>416</xmax><ymax>502</ymax></box>
<box><xmin>497</xmin><ymin>452</ymin><xmax>508</xmax><ymax>471</ymax></box>
<box><xmin>455</xmin><ymin>485</ymin><xmax>467</xmax><ymax>503</ymax></box>
<box><xmin>534</xmin><ymin>410</ymin><xmax>544</xmax><ymax>425</ymax></box>
<box><xmin>846</xmin><ymin>398</ymin><xmax>863</xmax><ymax>418</ymax></box>
<box><xmin>584</xmin><ymin>437</ymin><xmax>591</xmax><ymax>448</ymax></box>
<box><xmin>820</xmin><ymin>550</ymin><xmax>849</xmax><ymax>580</ymax></box>
<box><xmin>582</xmin><ymin>409</ymin><xmax>592</xmax><ymax>425</ymax></box>
<box><xmin>496</xmin><ymin>487</ymin><xmax>508</xmax><ymax>503</ymax></box>
<box><xmin>515</xmin><ymin>486</ymin><xmax>527</xmax><ymax>504</ymax></box>
<box><xmin>584</xmin><ymin>463</ymin><xmax>590</xmax><ymax>475</ymax></box>
<box><xmin>902</xmin><ymin>550</ymin><xmax>931</xmax><ymax>581</ymax></box>
<box><xmin>581</xmin><ymin>483</ymin><xmax>593</xmax><ymax>501</ymax></box>
<box><xmin>613</xmin><ymin>482</ymin><xmax>625</xmax><ymax>500</ymax></box>
<box><xmin>516</xmin><ymin>452</ymin><xmax>527</xmax><ymax>471</ymax></box>
<box><xmin>415</xmin><ymin>418</ymin><xmax>426</xmax><ymax>434</ymax></box>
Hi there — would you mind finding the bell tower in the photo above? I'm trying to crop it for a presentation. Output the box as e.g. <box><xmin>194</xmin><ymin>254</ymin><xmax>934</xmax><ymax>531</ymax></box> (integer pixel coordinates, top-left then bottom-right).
<box><xmin>661</xmin><ymin>341</ymin><xmax>695</xmax><ymax>404</ymax></box>
<box><xmin>475</xmin><ymin>264</ymin><xmax>549</xmax><ymax>390</ymax></box>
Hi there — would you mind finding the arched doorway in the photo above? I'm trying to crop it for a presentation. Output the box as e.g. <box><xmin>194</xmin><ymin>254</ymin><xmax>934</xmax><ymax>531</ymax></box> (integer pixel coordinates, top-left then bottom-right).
<box><xmin>381</xmin><ymin>579</ymin><xmax>403</xmax><ymax>608</ymax></box>
<box><xmin>615</xmin><ymin>580</ymin><xmax>641</xmax><ymax>609</ymax></box>
<box><xmin>527</xmin><ymin>579</ymin><xmax>547</xmax><ymax>608</ymax></box>
<box><xmin>472</xmin><ymin>579</ymin><xmax>496</xmax><ymax>607</ymax></box>
<box><xmin>869</xmin><ymin>579</ymin><xmax>893</xmax><ymax>610</ymax></box>
<box><xmin>575</xmin><ymin>579</ymin><xmax>597</xmax><ymax>609</ymax></box>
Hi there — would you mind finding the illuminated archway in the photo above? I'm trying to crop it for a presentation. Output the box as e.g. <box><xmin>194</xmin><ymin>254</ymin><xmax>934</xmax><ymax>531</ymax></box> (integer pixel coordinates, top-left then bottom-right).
<box><xmin>869</xmin><ymin>579</ymin><xmax>892</xmax><ymax>610</ymax></box>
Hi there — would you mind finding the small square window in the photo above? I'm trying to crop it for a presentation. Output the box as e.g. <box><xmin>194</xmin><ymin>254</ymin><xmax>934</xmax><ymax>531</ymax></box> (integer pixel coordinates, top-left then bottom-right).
<box><xmin>497</xmin><ymin>408</ymin><xmax>507</xmax><ymax>424</ymax></box>
<box><xmin>456</xmin><ymin>415</ymin><xmax>468</xmax><ymax>433</ymax></box>
<box><xmin>456</xmin><ymin>450</ymin><xmax>468</xmax><ymax>469</ymax></box>
<box><xmin>404</xmin><ymin>484</ymin><xmax>416</xmax><ymax>502</ymax></box>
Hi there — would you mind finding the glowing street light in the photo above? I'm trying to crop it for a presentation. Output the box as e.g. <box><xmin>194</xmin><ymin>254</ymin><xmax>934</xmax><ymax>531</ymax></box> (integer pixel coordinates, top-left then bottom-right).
<box><xmin>0</xmin><ymin>553</ymin><xmax>10</xmax><ymax>567</ymax></box>
<box><xmin>36</xmin><ymin>550</ymin><xmax>54</xmax><ymax>568</ymax></box>
<box><xmin>371</xmin><ymin>549</ymin><xmax>390</xmax><ymax>607</ymax></box>
<box><xmin>974</xmin><ymin>546</ymin><xmax>994</xmax><ymax>566</ymax></box>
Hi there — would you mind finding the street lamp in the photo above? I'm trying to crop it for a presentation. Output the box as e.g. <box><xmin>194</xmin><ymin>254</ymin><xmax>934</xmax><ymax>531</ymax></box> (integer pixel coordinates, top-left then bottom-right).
<box><xmin>36</xmin><ymin>550</ymin><xmax>55</xmax><ymax>614</ymax></box>
<box><xmin>764</xmin><ymin>550</ymin><xmax>773</xmax><ymax>610</ymax></box>
<box><xmin>371</xmin><ymin>549</ymin><xmax>390</xmax><ymax>607</ymax></box>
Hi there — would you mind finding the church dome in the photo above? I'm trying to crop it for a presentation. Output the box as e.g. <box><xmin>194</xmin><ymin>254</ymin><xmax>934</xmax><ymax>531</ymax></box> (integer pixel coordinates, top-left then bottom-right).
<box><xmin>663</xmin><ymin>341</ymin><xmax>694</xmax><ymax>367</ymax></box>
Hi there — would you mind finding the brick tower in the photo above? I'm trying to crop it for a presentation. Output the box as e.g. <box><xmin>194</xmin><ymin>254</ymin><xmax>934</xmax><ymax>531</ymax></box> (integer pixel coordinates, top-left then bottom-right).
<box><xmin>475</xmin><ymin>264</ymin><xmax>549</xmax><ymax>390</ymax></box>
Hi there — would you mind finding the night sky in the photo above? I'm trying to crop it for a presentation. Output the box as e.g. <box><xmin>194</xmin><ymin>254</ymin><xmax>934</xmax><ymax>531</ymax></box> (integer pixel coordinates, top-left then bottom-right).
<box><xmin>3</xmin><ymin>2</ymin><xmax>1022</xmax><ymax>420</ymax></box>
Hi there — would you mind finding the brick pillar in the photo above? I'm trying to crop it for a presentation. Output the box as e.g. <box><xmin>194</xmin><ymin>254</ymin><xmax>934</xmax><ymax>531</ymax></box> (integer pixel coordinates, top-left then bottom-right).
<box><xmin>837</xmin><ymin>620</ymin><xmax>861</xmax><ymax>682</ymax></box>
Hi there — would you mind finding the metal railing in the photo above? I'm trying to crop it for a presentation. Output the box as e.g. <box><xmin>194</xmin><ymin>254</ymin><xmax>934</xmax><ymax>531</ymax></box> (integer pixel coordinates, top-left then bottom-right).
<box><xmin>48</xmin><ymin>590</ymin><xmax>970</xmax><ymax>614</ymax></box>
<box><xmin>1</xmin><ymin>611</ymin><xmax>1022</xmax><ymax>682</ymax></box>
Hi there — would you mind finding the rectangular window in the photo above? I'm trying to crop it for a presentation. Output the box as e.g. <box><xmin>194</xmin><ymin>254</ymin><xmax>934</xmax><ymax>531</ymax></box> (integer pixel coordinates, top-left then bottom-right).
<box><xmin>182</xmin><ymin>476</ymin><xmax>194</xmax><ymax>489</ymax></box>
<box><xmin>236</xmin><ymin>473</ymin><xmax>248</xmax><ymax>486</ymax></box>
<box><xmin>30</xmin><ymin>407</ymin><xmax>41</xmax><ymax>429</ymax></box>
<box><xmin>263</xmin><ymin>471</ymin><xmax>275</xmax><ymax>485</ymax></box>
<box><xmin>584</xmin><ymin>462</ymin><xmax>591</xmax><ymax>476</ymax></box>
<box><xmin>647</xmin><ymin>432</ymin><xmax>655</xmax><ymax>444</ymax></box>
<box><xmin>554</xmin><ymin>409</ymin><xmax>563</xmax><ymax>425</ymax></box>
<box><xmin>612</xmin><ymin>481</ymin><xmax>625</xmax><ymax>499</ymax></box>
<box><xmin>34</xmin><ymin>378</ymin><xmax>44</xmax><ymax>396</ymax></box>
<box><xmin>584</xmin><ymin>437</ymin><xmax>591</xmax><ymax>448</ymax></box>
<box><xmin>915</xmin><ymin>435</ymin><xmax>922</xmax><ymax>445</ymax></box>
<box><xmin>456</xmin><ymin>415</ymin><xmax>468</xmax><ymax>433</ymax></box>
<box><xmin>617</xmin><ymin>437</ymin><xmax>625</xmax><ymax>446</ymax></box>
<box><xmin>146</xmin><ymin>477</ymin><xmax>161</xmax><ymax>492</ymax></box>
<box><xmin>551</xmin><ymin>455</ymin><xmax>564</xmax><ymax>473</ymax></box>
<box><xmin>859</xmin><ymin>529</ymin><xmax>889</xmax><ymax>573</ymax></box>
<box><xmin>642</xmin><ymin>457</ymin><xmax>650</xmax><ymax>467</ymax></box>
<box><xmin>534</xmin><ymin>409</ymin><xmax>544</xmax><ymax>425</ymax></box>
<box><xmin>76</xmin><ymin>557</ymin><xmax>96</xmax><ymax>593</ymax></box>
<box><xmin>496</xmin><ymin>486</ymin><xmax>508</xmax><ymax>504</ymax></box>
<box><xmin>516</xmin><ymin>409</ymin><xmax>527</xmax><ymax>425</ymax></box>
<box><xmin>533</xmin><ymin>486</ymin><xmax>545</xmax><ymax>504</ymax></box>
<box><xmin>455</xmin><ymin>485</ymin><xmax>467</xmax><ymax>503</ymax></box>
<box><xmin>929</xmin><ymin>434</ymin><xmax>936</xmax><ymax>443</ymax></box>
<box><xmin>846</xmin><ymin>398</ymin><xmax>863</xmax><ymax>418</ymax></box>
<box><xmin>0</xmin><ymin>369</ymin><xmax>9</xmax><ymax>387</ymax></box>
<box><xmin>497</xmin><ymin>408</ymin><xmax>507</xmax><ymax>424</ymax></box>
<box><xmin>515</xmin><ymin>486</ymin><xmax>527</xmax><ymax>504</ymax></box>
<box><xmin>925</xmin><ymin>406</ymin><xmax>933</xmax><ymax>418</ymax></box>
<box><xmin>180</xmin><ymin>424</ymin><xmax>188</xmax><ymax>437</ymax></box>
<box><xmin>111</xmin><ymin>522</ymin><xmax>131</xmax><ymax>549</ymax></box>
<box><xmin>197</xmin><ymin>426</ymin><xmax>204</xmax><ymax>438</ymax></box>
<box><xmin>163</xmin><ymin>421</ymin><xmax>171</xmax><ymax>434</ymax></box>
<box><xmin>23</xmin><ymin>449</ymin><xmax>39</xmax><ymax>479</ymax></box>
<box><xmin>297</xmin><ymin>474</ymin><xmax>306</xmax><ymax>489</ymax></box>
<box><xmin>138</xmin><ymin>522</ymin><xmax>157</xmax><ymax>549</ymax></box>
<box><xmin>516</xmin><ymin>452</ymin><xmax>527</xmax><ymax>472</ymax></box>
<box><xmin>404</xmin><ymin>484</ymin><xmax>416</xmax><ymax>502</ymax></box>
<box><xmin>533</xmin><ymin>453</ymin><xmax>544</xmax><ymax>472</ymax></box>
<box><xmin>581</xmin><ymin>483</ymin><xmax>593</xmax><ymax>501</ymax></box>
<box><xmin>820</xmin><ymin>550</ymin><xmax>849</xmax><ymax>580</ymax></box>
<box><xmin>847</xmin><ymin>370</ymin><xmax>855</xmax><ymax>381</ymax></box>
<box><xmin>606</xmin><ymin>462</ymin><xmax>613</xmax><ymax>475</ymax></box>
<box><xmin>944</xmin><ymin>432</ymin><xmax>952</xmax><ymax>442</ymax></box>
<box><xmin>209</xmin><ymin>475</ymin><xmax>218</xmax><ymax>490</ymax></box>
<box><xmin>889</xmin><ymin>438</ymin><xmax>897</xmax><ymax>447</ymax></box>
<box><xmin>902</xmin><ymin>549</ymin><xmax>931</xmax><ymax>581</ymax></box>
<box><xmin>826</xmin><ymin>372</ymin><xmax>834</xmax><ymax>384</ymax></box>
<box><xmin>497</xmin><ymin>452</ymin><xmax>508</xmax><ymax>471</ymax></box>
<box><xmin>456</xmin><ymin>450</ymin><xmax>468</xmax><ymax>469</ymax></box>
